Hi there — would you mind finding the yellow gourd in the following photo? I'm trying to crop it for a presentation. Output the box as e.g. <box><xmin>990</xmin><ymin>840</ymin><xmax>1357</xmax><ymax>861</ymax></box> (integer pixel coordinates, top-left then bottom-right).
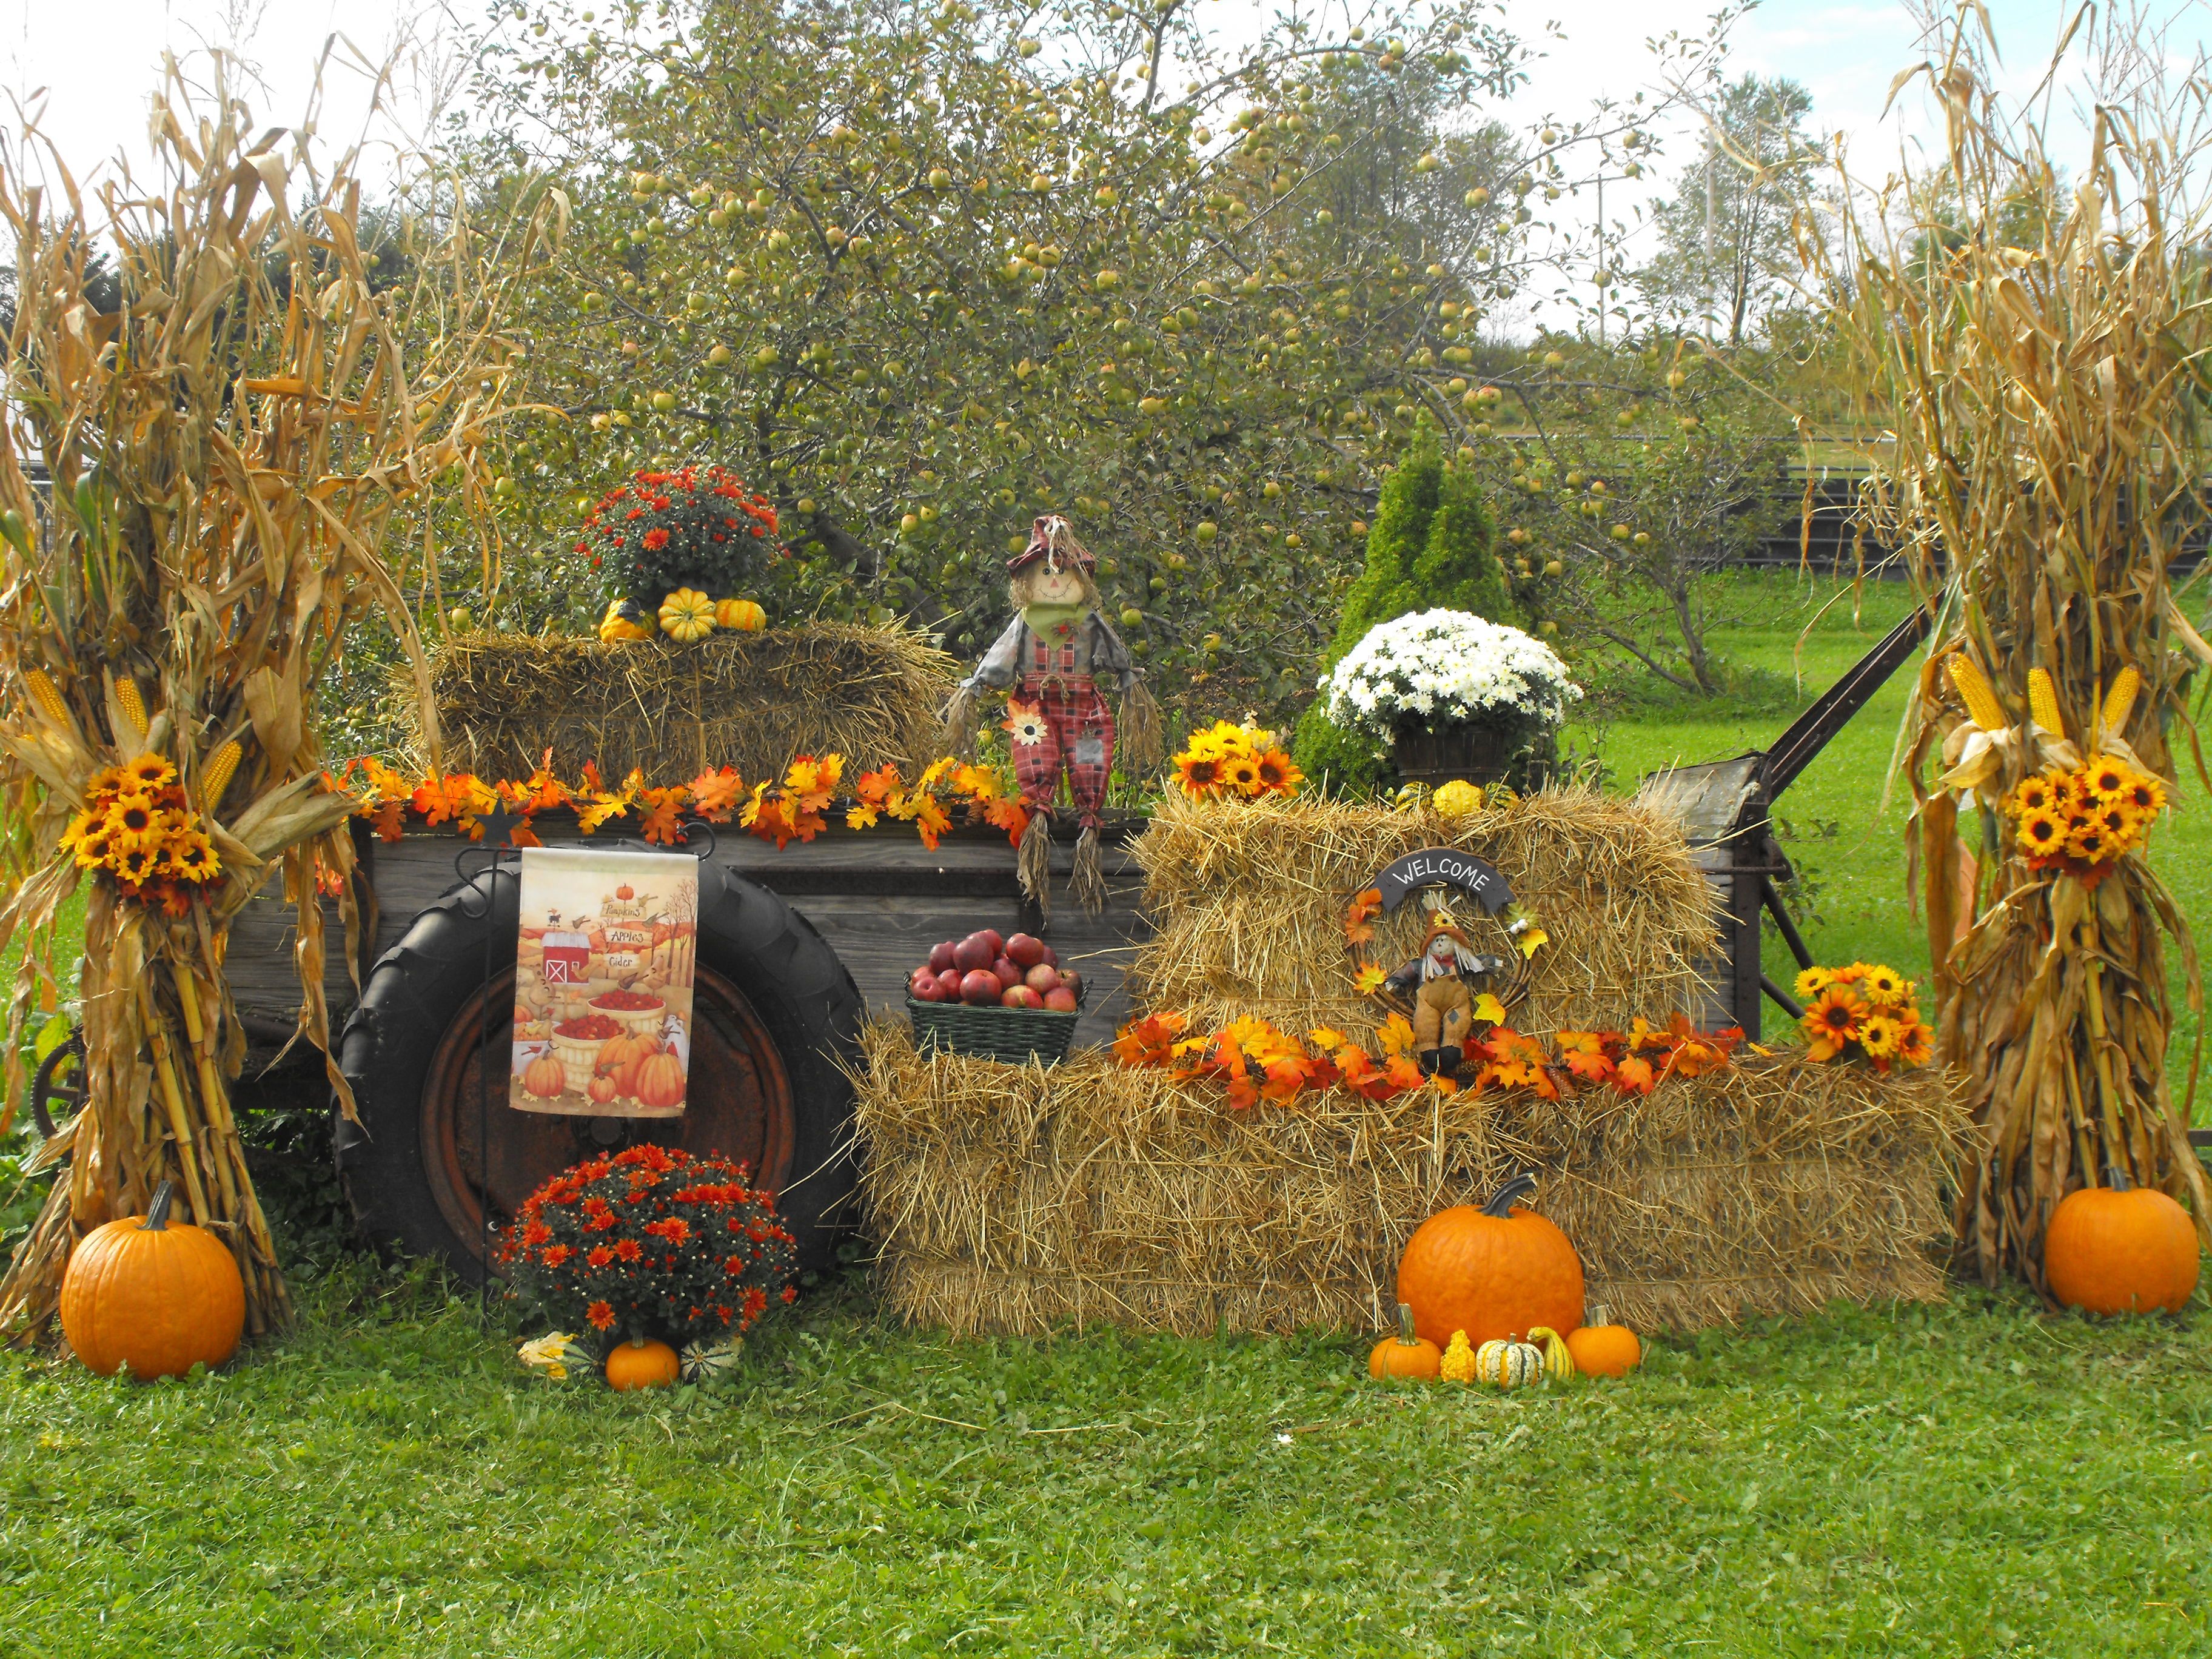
<box><xmin>1438</xmin><ymin>1329</ymin><xmax>1478</xmax><ymax>1384</ymax></box>
<box><xmin>1526</xmin><ymin>1325</ymin><xmax>1576</xmax><ymax>1382</ymax></box>
<box><xmin>715</xmin><ymin>597</ymin><xmax>766</xmax><ymax>631</ymax></box>
<box><xmin>658</xmin><ymin>588</ymin><xmax>717</xmax><ymax>643</ymax></box>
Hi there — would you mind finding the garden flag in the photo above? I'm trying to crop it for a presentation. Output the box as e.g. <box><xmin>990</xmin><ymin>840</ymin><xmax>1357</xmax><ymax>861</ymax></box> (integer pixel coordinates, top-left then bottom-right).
<box><xmin>511</xmin><ymin>846</ymin><xmax>698</xmax><ymax>1118</ymax></box>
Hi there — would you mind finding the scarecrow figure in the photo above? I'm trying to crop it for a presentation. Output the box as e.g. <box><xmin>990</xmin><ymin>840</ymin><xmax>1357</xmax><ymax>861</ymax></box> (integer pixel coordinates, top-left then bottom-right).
<box><xmin>947</xmin><ymin>515</ymin><xmax>1160</xmax><ymax>914</ymax></box>
<box><xmin>1382</xmin><ymin>901</ymin><xmax>1509</xmax><ymax>1076</ymax></box>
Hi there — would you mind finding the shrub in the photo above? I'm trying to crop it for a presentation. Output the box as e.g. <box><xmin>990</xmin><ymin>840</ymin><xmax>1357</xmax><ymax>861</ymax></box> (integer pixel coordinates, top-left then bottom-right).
<box><xmin>1332</xmin><ymin>435</ymin><xmax>1509</xmax><ymax>660</ymax></box>
<box><xmin>498</xmin><ymin>1145</ymin><xmax>797</xmax><ymax>1346</ymax></box>
<box><xmin>1291</xmin><ymin>702</ymin><xmax>1396</xmax><ymax>799</ymax></box>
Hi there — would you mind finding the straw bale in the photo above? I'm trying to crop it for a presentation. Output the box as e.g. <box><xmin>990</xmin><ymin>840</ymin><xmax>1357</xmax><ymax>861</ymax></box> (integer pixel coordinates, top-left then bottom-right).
<box><xmin>400</xmin><ymin>622</ymin><xmax>958</xmax><ymax>780</ymax></box>
<box><xmin>1130</xmin><ymin>789</ymin><xmax>1720</xmax><ymax>1037</ymax></box>
<box><xmin>856</xmin><ymin>1022</ymin><xmax>1966</xmax><ymax>1338</ymax></box>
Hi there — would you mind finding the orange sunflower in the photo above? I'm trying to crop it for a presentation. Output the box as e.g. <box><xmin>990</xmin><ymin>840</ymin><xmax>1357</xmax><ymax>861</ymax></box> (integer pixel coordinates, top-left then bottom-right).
<box><xmin>1897</xmin><ymin>1021</ymin><xmax>1936</xmax><ymax>1068</ymax></box>
<box><xmin>1176</xmin><ymin>751</ymin><xmax>1224</xmax><ymax>797</ymax></box>
<box><xmin>1800</xmin><ymin>985</ymin><xmax>1865</xmax><ymax>1062</ymax></box>
<box><xmin>1253</xmin><ymin>749</ymin><xmax>1302</xmax><ymax>794</ymax></box>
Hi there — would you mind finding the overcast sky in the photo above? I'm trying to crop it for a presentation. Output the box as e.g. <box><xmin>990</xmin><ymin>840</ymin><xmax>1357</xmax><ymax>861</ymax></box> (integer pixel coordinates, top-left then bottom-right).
<box><xmin>6</xmin><ymin>0</ymin><xmax>2208</xmax><ymax>326</ymax></box>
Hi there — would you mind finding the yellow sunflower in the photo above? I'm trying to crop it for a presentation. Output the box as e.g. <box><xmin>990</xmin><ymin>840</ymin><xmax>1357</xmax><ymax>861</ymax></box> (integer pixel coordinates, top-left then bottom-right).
<box><xmin>2126</xmin><ymin>773</ymin><xmax>2168</xmax><ymax>816</ymax></box>
<box><xmin>1793</xmin><ymin>965</ymin><xmax>1832</xmax><ymax>1002</ymax></box>
<box><xmin>2066</xmin><ymin>820</ymin><xmax>2110</xmax><ymax>863</ymax></box>
<box><xmin>2040</xmin><ymin>770</ymin><xmax>2080</xmax><ymax>813</ymax></box>
<box><xmin>1857</xmin><ymin>1014</ymin><xmax>1902</xmax><ymax>1059</ymax></box>
<box><xmin>2083</xmin><ymin>757</ymin><xmax>2131</xmax><ymax>802</ymax></box>
<box><xmin>2098</xmin><ymin>803</ymin><xmax>2140</xmax><ymax>846</ymax></box>
<box><xmin>2015</xmin><ymin>806</ymin><xmax>2065</xmax><ymax>857</ymax></box>
<box><xmin>1800</xmin><ymin>985</ymin><xmax>1865</xmax><ymax>1062</ymax></box>
<box><xmin>112</xmin><ymin>843</ymin><xmax>163</xmax><ymax>885</ymax></box>
<box><xmin>122</xmin><ymin>752</ymin><xmax>178</xmax><ymax>791</ymax></box>
<box><xmin>1862</xmin><ymin>965</ymin><xmax>1908</xmax><ymax>1005</ymax></box>
<box><xmin>101</xmin><ymin>795</ymin><xmax>169</xmax><ymax>854</ymax></box>
<box><xmin>1224</xmin><ymin>754</ymin><xmax>1264</xmax><ymax>796</ymax></box>
<box><xmin>2008</xmin><ymin>774</ymin><xmax>2057</xmax><ymax>816</ymax></box>
<box><xmin>85</xmin><ymin>763</ymin><xmax>132</xmax><ymax>800</ymax></box>
<box><xmin>1897</xmin><ymin>1022</ymin><xmax>1936</xmax><ymax>1067</ymax></box>
<box><xmin>161</xmin><ymin>826</ymin><xmax>221</xmax><ymax>884</ymax></box>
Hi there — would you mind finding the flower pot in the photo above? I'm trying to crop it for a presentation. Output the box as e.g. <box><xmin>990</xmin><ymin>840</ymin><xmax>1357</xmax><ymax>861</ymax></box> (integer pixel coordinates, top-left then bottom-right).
<box><xmin>1390</xmin><ymin>720</ymin><xmax>1518</xmax><ymax>789</ymax></box>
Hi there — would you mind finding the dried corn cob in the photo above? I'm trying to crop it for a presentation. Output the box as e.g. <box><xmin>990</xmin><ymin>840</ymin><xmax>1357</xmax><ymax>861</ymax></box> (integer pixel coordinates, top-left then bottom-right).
<box><xmin>1948</xmin><ymin>654</ymin><xmax>2007</xmax><ymax>730</ymax></box>
<box><xmin>199</xmin><ymin>740</ymin><xmax>243</xmax><ymax>813</ymax></box>
<box><xmin>2027</xmin><ymin>667</ymin><xmax>2065</xmax><ymax>740</ymax></box>
<box><xmin>2101</xmin><ymin>666</ymin><xmax>2141</xmax><ymax>739</ymax></box>
<box><xmin>114</xmin><ymin>674</ymin><xmax>149</xmax><ymax>740</ymax></box>
<box><xmin>22</xmin><ymin>669</ymin><xmax>69</xmax><ymax>726</ymax></box>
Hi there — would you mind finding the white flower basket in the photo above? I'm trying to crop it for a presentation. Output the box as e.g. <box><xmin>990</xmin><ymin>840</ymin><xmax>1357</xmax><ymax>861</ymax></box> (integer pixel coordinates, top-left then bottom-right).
<box><xmin>1322</xmin><ymin>611</ymin><xmax>1581</xmax><ymax>756</ymax></box>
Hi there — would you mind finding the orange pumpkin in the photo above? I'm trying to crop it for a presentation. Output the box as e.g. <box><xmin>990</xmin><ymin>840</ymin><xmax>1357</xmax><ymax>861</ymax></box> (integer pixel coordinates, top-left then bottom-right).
<box><xmin>1396</xmin><ymin>1172</ymin><xmax>1584</xmax><ymax>1349</ymax></box>
<box><xmin>1564</xmin><ymin>1305</ymin><xmax>1642</xmax><ymax>1378</ymax></box>
<box><xmin>523</xmin><ymin>1053</ymin><xmax>568</xmax><ymax>1099</ymax></box>
<box><xmin>615</xmin><ymin>883</ymin><xmax>635</xmax><ymax>902</ymax></box>
<box><xmin>1368</xmin><ymin>1301</ymin><xmax>1442</xmax><ymax>1381</ymax></box>
<box><xmin>595</xmin><ymin>1032</ymin><xmax>656</xmax><ymax>1094</ymax></box>
<box><xmin>588</xmin><ymin>1074</ymin><xmax>620</xmax><ymax>1105</ymax></box>
<box><xmin>604</xmin><ymin>1336</ymin><xmax>680</xmax><ymax>1390</ymax></box>
<box><xmin>2045</xmin><ymin>1182</ymin><xmax>2200</xmax><ymax>1315</ymax></box>
<box><xmin>60</xmin><ymin>1181</ymin><xmax>244</xmax><ymax>1379</ymax></box>
<box><xmin>631</xmin><ymin>1048</ymin><xmax>687</xmax><ymax>1111</ymax></box>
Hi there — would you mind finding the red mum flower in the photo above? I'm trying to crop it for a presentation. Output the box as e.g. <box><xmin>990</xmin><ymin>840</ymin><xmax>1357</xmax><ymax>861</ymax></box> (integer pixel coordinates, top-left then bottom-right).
<box><xmin>587</xmin><ymin>1245</ymin><xmax>616</xmax><ymax>1268</ymax></box>
<box><xmin>541</xmin><ymin>1244</ymin><xmax>573</xmax><ymax>1268</ymax></box>
<box><xmin>743</xmin><ymin>1287</ymin><xmax>768</xmax><ymax>1319</ymax></box>
<box><xmin>586</xmin><ymin>1300</ymin><xmax>615</xmax><ymax>1330</ymax></box>
<box><xmin>615</xmin><ymin>1238</ymin><xmax>643</xmax><ymax>1262</ymax></box>
<box><xmin>780</xmin><ymin>1284</ymin><xmax>797</xmax><ymax>1303</ymax></box>
<box><xmin>643</xmin><ymin>527</ymin><xmax>670</xmax><ymax>551</ymax></box>
<box><xmin>522</xmin><ymin>1221</ymin><xmax>552</xmax><ymax>1247</ymax></box>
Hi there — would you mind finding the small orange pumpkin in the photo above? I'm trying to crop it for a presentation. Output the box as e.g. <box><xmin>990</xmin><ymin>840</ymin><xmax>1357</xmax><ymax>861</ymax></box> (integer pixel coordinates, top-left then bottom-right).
<box><xmin>523</xmin><ymin>1053</ymin><xmax>568</xmax><ymax>1099</ymax></box>
<box><xmin>595</xmin><ymin>1031</ymin><xmax>656</xmax><ymax>1094</ymax></box>
<box><xmin>60</xmin><ymin>1181</ymin><xmax>245</xmax><ymax>1379</ymax></box>
<box><xmin>1564</xmin><ymin>1305</ymin><xmax>1642</xmax><ymax>1378</ymax></box>
<box><xmin>1368</xmin><ymin>1301</ymin><xmax>1442</xmax><ymax>1381</ymax></box>
<box><xmin>631</xmin><ymin>1048</ymin><xmax>687</xmax><ymax>1111</ymax></box>
<box><xmin>1397</xmin><ymin>1172</ymin><xmax>1584</xmax><ymax>1349</ymax></box>
<box><xmin>2045</xmin><ymin>1181</ymin><xmax>2200</xmax><ymax>1315</ymax></box>
<box><xmin>587</xmin><ymin>1074</ymin><xmax>620</xmax><ymax>1105</ymax></box>
<box><xmin>604</xmin><ymin>1336</ymin><xmax>681</xmax><ymax>1390</ymax></box>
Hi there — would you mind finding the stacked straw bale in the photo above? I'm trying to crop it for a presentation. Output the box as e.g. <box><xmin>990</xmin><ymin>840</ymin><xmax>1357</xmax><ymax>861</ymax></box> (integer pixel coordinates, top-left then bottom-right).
<box><xmin>402</xmin><ymin>622</ymin><xmax>957</xmax><ymax>780</ymax></box>
<box><xmin>856</xmin><ymin>1024</ymin><xmax>1966</xmax><ymax>1337</ymax></box>
<box><xmin>1131</xmin><ymin>789</ymin><xmax>1718</xmax><ymax>1037</ymax></box>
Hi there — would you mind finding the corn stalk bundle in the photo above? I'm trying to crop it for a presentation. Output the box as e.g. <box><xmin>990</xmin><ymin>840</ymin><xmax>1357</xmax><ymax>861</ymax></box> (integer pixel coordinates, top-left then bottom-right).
<box><xmin>0</xmin><ymin>60</ymin><xmax>562</xmax><ymax>1337</ymax></box>
<box><xmin>1801</xmin><ymin>6</ymin><xmax>2212</xmax><ymax>1289</ymax></box>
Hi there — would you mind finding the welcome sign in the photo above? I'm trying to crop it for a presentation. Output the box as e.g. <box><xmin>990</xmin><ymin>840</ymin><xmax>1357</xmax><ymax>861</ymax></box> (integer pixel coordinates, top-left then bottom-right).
<box><xmin>1373</xmin><ymin>846</ymin><xmax>1514</xmax><ymax>914</ymax></box>
<box><xmin>510</xmin><ymin>846</ymin><xmax>699</xmax><ymax>1118</ymax></box>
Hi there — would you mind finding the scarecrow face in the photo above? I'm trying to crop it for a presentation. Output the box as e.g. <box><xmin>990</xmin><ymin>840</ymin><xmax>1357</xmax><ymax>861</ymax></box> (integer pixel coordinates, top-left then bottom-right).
<box><xmin>1427</xmin><ymin>934</ymin><xmax>1458</xmax><ymax>967</ymax></box>
<box><xmin>1031</xmin><ymin>565</ymin><xmax>1086</xmax><ymax>605</ymax></box>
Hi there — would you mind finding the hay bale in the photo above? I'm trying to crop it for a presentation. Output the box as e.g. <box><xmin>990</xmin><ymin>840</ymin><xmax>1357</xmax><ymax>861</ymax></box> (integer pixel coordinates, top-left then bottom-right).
<box><xmin>1131</xmin><ymin>789</ymin><xmax>1720</xmax><ymax>1038</ymax></box>
<box><xmin>855</xmin><ymin>1022</ymin><xmax>1966</xmax><ymax>1338</ymax></box>
<box><xmin>401</xmin><ymin>622</ymin><xmax>958</xmax><ymax>780</ymax></box>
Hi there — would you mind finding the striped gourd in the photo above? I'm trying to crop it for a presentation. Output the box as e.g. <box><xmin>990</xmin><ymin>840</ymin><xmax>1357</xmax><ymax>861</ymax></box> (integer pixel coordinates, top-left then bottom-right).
<box><xmin>113</xmin><ymin>674</ymin><xmax>148</xmax><ymax>739</ymax></box>
<box><xmin>23</xmin><ymin>669</ymin><xmax>70</xmax><ymax>726</ymax></box>
<box><xmin>1526</xmin><ymin>1325</ymin><xmax>1576</xmax><ymax>1382</ymax></box>
<box><xmin>1475</xmin><ymin>1338</ymin><xmax>1543</xmax><ymax>1389</ymax></box>
<box><xmin>1946</xmin><ymin>653</ymin><xmax>2006</xmax><ymax>731</ymax></box>
<box><xmin>2027</xmin><ymin>667</ymin><xmax>2065</xmax><ymax>740</ymax></box>
<box><xmin>199</xmin><ymin>740</ymin><xmax>243</xmax><ymax>813</ymax></box>
<box><xmin>2102</xmin><ymin>666</ymin><xmax>2142</xmax><ymax>740</ymax></box>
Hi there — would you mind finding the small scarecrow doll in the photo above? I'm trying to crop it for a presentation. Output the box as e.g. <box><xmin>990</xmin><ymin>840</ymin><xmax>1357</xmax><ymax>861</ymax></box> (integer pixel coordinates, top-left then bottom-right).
<box><xmin>1381</xmin><ymin>902</ymin><xmax>1510</xmax><ymax>1076</ymax></box>
<box><xmin>947</xmin><ymin>515</ymin><xmax>1160</xmax><ymax>914</ymax></box>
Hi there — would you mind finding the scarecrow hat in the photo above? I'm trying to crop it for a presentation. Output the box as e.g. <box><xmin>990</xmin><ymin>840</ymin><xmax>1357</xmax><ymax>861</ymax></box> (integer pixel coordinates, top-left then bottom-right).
<box><xmin>1007</xmin><ymin>514</ymin><xmax>1097</xmax><ymax>576</ymax></box>
<box><xmin>1420</xmin><ymin>902</ymin><xmax>1473</xmax><ymax>951</ymax></box>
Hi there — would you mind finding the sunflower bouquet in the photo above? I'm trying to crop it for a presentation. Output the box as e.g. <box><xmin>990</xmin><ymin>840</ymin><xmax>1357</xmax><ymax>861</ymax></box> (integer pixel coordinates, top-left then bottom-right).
<box><xmin>1796</xmin><ymin>962</ymin><xmax>1936</xmax><ymax>1073</ymax></box>
<box><xmin>56</xmin><ymin>750</ymin><xmax>226</xmax><ymax>917</ymax></box>
<box><xmin>1171</xmin><ymin>719</ymin><xmax>1304</xmax><ymax>801</ymax></box>
<box><xmin>2004</xmin><ymin>756</ymin><xmax>2167</xmax><ymax>885</ymax></box>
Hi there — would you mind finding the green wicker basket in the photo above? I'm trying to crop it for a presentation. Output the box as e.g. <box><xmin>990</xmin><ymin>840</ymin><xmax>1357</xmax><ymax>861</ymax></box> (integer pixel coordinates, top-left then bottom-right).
<box><xmin>905</xmin><ymin>993</ymin><xmax>1083</xmax><ymax>1066</ymax></box>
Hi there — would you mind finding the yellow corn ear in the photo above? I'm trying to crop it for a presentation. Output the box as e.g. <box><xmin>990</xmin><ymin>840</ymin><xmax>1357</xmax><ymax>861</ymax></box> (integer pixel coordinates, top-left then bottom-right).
<box><xmin>2101</xmin><ymin>666</ymin><xmax>2141</xmax><ymax>738</ymax></box>
<box><xmin>22</xmin><ymin>669</ymin><xmax>69</xmax><ymax>726</ymax></box>
<box><xmin>1947</xmin><ymin>654</ymin><xmax>2006</xmax><ymax>731</ymax></box>
<box><xmin>199</xmin><ymin>740</ymin><xmax>243</xmax><ymax>813</ymax></box>
<box><xmin>2028</xmin><ymin>667</ymin><xmax>2065</xmax><ymax>740</ymax></box>
<box><xmin>114</xmin><ymin>674</ymin><xmax>149</xmax><ymax>740</ymax></box>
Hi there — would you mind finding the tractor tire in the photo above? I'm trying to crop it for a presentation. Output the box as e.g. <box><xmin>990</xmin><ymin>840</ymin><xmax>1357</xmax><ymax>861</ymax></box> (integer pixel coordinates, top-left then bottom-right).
<box><xmin>334</xmin><ymin>859</ymin><xmax>863</xmax><ymax>1284</ymax></box>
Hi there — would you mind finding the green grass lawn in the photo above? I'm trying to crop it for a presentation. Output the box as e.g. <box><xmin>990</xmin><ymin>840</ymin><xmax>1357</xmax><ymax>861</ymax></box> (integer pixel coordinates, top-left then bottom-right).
<box><xmin>5</xmin><ymin>570</ymin><xmax>2211</xmax><ymax>1656</ymax></box>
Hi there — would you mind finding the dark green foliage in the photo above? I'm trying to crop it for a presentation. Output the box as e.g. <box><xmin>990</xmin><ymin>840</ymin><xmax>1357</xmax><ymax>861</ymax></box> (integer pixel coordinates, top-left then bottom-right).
<box><xmin>1291</xmin><ymin>702</ymin><xmax>1395</xmax><ymax>799</ymax></box>
<box><xmin>1330</xmin><ymin>434</ymin><xmax>1509</xmax><ymax>663</ymax></box>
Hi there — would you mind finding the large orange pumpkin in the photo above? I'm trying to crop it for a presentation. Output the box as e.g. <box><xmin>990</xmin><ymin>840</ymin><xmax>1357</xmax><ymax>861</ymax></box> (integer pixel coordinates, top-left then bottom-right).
<box><xmin>595</xmin><ymin>1032</ymin><xmax>657</xmax><ymax>1095</ymax></box>
<box><xmin>1396</xmin><ymin>1172</ymin><xmax>1584</xmax><ymax>1349</ymax></box>
<box><xmin>2045</xmin><ymin>1182</ymin><xmax>2200</xmax><ymax>1315</ymax></box>
<box><xmin>605</xmin><ymin>1336</ymin><xmax>681</xmax><ymax>1390</ymax></box>
<box><xmin>60</xmin><ymin>1181</ymin><xmax>245</xmax><ymax>1379</ymax></box>
<box><xmin>631</xmin><ymin>1048</ymin><xmax>686</xmax><ymax>1111</ymax></box>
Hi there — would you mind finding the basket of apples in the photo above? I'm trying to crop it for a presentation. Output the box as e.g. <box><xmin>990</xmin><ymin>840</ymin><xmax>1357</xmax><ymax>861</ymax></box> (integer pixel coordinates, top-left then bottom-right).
<box><xmin>905</xmin><ymin>928</ymin><xmax>1086</xmax><ymax>1065</ymax></box>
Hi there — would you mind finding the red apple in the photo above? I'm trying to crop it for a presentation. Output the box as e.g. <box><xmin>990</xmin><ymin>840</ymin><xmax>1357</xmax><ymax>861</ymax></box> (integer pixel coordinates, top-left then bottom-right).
<box><xmin>910</xmin><ymin>974</ymin><xmax>947</xmax><ymax>1003</ymax></box>
<box><xmin>1038</xmin><ymin>943</ymin><xmax>1059</xmax><ymax>968</ymax></box>
<box><xmin>1001</xmin><ymin>984</ymin><xmax>1042</xmax><ymax>1010</ymax></box>
<box><xmin>977</xmin><ymin>928</ymin><xmax>1006</xmax><ymax>959</ymax></box>
<box><xmin>1024</xmin><ymin>963</ymin><xmax>1061</xmax><ymax>993</ymax></box>
<box><xmin>991</xmin><ymin>956</ymin><xmax>1021</xmax><ymax>989</ymax></box>
<box><xmin>959</xmin><ymin>969</ymin><xmax>1002</xmax><ymax>1005</ymax></box>
<box><xmin>936</xmin><ymin>970</ymin><xmax>965</xmax><ymax>1000</ymax></box>
<box><xmin>928</xmin><ymin>940</ymin><xmax>958</xmax><ymax>974</ymax></box>
<box><xmin>1043</xmin><ymin>986</ymin><xmax>1079</xmax><ymax>1013</ymax></box>
<box><xmin>1057</xmin><ymin>970</ymin><xmax>1083</xmax><ymax>1000</ymax></box>
<box><xmin>953</xmin><ymin>933</ymin><xmax>995</xmax><ymax>973</ymax></box>
<box><xmin>1006</xmin><ymin>933</ymin><xmax>1046</xmax><ymax>968</ymax></box>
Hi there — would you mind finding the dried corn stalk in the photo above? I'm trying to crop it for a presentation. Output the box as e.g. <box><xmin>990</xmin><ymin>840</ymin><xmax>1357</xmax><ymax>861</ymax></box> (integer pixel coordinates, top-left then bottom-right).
<box><xmin>0</xmin><ymin>57</ymin><xmax>565</xmax><ymax>1336</ymax></box>
<box><xmin>1801</xmin><ymin>5</ymin><xmax>2212</xmax><ymax>1289</ymax></box>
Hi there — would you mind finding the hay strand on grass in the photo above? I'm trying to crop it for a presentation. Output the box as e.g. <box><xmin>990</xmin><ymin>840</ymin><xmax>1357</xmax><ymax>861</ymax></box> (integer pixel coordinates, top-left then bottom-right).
<box><xmin>1130</xmin><ymin>788</ymin><xmax>1719</xmax><ymax>1039</ymax></box>
<box><xmin>400</xmin><ymin>622</ymin><xmax>957</xmax><ymax>780</ymax></box>
<box><xmin>855</xmin><ymin>1022</ymin><xmax>1965</xmax><ymax>1338</ymax></box>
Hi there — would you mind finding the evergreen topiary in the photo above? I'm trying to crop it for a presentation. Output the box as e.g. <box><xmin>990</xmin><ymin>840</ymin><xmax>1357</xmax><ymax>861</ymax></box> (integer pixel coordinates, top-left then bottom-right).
<box><xmin>1296</xmin><ymin>431</ymin><xmax>1512</xmax><ymax>796</ymax></box>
